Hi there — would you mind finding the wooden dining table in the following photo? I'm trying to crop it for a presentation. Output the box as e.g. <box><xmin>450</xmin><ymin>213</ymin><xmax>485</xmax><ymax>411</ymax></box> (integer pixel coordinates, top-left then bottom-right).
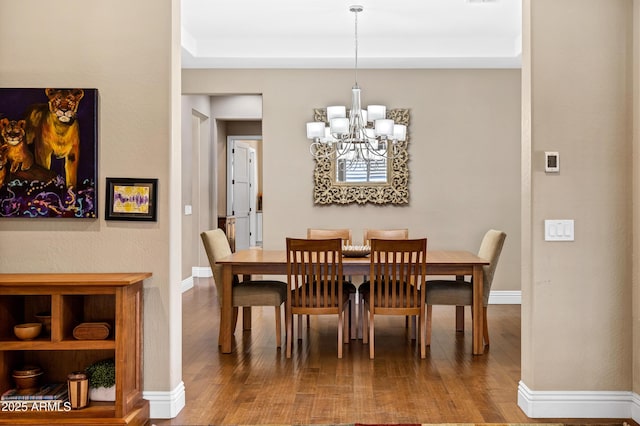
<box><xmin>217</xmin><ymin>249</ymin><xmax>489</xmax><ymax>355</ymax></box>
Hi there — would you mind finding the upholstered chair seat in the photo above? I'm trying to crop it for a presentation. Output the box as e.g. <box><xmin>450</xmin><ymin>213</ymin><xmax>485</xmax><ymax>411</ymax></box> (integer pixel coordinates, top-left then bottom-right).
<box><xmin>201</xmin><ymin>229</ymin><xmax>287</xmax><ymax>348</ymax></box>
<box><xmin>425</xmin><ymin>229</ymin><xmax>506</xmax><ymax>347</ymax></box>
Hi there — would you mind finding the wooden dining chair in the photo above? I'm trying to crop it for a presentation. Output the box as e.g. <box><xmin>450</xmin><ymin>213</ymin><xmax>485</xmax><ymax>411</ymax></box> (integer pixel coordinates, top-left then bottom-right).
<box><xmin>285</xmin><ymin>238</ymin><xmax>351</xmax><ymax>358</ymax></box>
<box><xmin>307</xmin><ymin>228</ymin><xmax>352</xmax><ymax>245</ymax></box>
<box><xmin>306</xmin><ymin>228</ymin><xmax>356</xmax><ymax>339</ymax></box>
<box><xmin>360</xmin><ymin>228</ymin><xmax>409</xmax><ymax>340</ymax></box>
<box><xmin>360</xmin><ymin>238</ymin><xmax>428</xmax><ymax>359</ymax></box>
<box><xmin>200</xmin><ymin>229</ymin><xmax>288</xmax><ymax>347</ymax></box>
<box><xmin>425</xmin><ymin>229</ymin><xmax>506</xmax><ymax>347</ymax></box>
<box><xmin>362</xmin><ymin>228</ymin><xmax>408</xmax><ymax>246</ymax></box>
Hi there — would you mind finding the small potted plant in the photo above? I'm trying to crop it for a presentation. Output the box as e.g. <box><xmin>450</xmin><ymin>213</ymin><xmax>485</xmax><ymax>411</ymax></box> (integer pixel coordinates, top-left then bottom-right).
<box><xmin>85</xmin><ymin>358</ymin><xmax>115</xmax><ymax>401</ymax></box>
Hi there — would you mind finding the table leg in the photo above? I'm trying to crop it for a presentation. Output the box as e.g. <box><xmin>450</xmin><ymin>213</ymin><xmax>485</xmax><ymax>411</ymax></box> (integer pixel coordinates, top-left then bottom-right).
<box><xmin>472</xmin><ymin>264</ymin><xmax>484</xmax><ymax>355</ymax></box>
<box><xmin>242</xmin><ymin>274</ymin><xmax>252</xmax><ymax>330</ymax></box>
<box><xmin>221</xmin><ymin>264</ymin><xmax>233</xmax><ymax>353</ymax></box>
<box><xmin>243</xmin><ymin>307</ymin><xmax>252</xmax><ymax>330</ymax></box>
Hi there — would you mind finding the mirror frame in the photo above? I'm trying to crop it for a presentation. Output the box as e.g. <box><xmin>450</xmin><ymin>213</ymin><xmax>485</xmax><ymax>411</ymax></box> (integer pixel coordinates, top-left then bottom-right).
<box><xmin>311</xmin><ymin>108</ymin><xmax>410</xmax><ymax>205</ymax></box>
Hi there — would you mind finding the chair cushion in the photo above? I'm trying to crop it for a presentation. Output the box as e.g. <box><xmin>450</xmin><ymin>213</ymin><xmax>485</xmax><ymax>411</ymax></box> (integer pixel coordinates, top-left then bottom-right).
<box><xmin>425</xmin><ymin>280</ymin><xmax>473</xmax><ymax>306</ymax></box>
<box><xmin>344</xmin><ymin>281</ymin><xmax>357</xmax><ymax>294</ymax></box>
<box><xmin>233</xmin><ymin>280</ymin><xmax>287</xmax><ymax>307</ymax></box>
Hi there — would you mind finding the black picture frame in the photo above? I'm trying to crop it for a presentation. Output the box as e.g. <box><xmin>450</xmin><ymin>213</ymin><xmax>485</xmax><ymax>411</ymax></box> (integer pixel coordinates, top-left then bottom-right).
<box><xmin>105</xmin><ymin>178</ymin><xmax>157</xmax><ymax>221</ymax></box>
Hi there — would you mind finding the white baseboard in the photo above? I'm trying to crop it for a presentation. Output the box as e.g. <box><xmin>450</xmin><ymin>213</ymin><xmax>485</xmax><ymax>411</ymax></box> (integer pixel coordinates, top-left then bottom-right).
<box><xmin>632</xmin><ymin>392</ymin><xmax>640</xmax><ymax>422</ymax></box>
<box><xmin>192</xmin><ymin>266</ymin><xmax>212</xmax><ymax>278</ymax></box>
<box><xmin>489</xmin><ymin>290</ymin><xmax>521</xmax><ymax>304</ymax></box>
<box><xmin>181</xmin><ymin>276</ymin><xmax>194</xmax><ymax>293</ymax></box>
<box><xmin>144</xmin><ymin>381</ymin><xmax>186</xmax><ymax>419</ymax></box>
<box><xmin>518</xmin><ymin>381</ymin><xmax>636</xmax><ymax>419</ymax></box>
<box><xmin>182</xmin><ymin>267</ymin><xmax>213</xmax><ymax>293</ymax></box>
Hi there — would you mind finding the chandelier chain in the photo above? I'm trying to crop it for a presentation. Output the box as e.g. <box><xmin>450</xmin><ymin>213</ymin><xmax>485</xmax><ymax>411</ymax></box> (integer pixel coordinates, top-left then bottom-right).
<box><xmin>354</xmin><ymin>7</ymin><xmax>359</xmax><ymax>87</ymax></box>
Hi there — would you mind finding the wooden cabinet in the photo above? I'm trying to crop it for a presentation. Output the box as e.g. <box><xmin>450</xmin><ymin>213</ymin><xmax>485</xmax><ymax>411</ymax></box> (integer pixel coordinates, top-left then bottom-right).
<box><xmin>0</xmin><ymin>273</ymin><xmax>151</xmax><ymax>425</ymax></box>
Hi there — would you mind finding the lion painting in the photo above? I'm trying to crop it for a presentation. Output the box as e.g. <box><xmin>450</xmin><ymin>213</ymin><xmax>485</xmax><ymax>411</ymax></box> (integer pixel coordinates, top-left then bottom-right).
<box><xmin>26</xmin><ymin>88</ymin><xmax>84</xmax><ymax>188</ymax></box>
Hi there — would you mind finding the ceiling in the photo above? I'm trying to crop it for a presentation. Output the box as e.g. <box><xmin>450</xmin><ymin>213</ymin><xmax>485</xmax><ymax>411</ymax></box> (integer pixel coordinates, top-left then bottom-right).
<box><xmin>181</xmin><ymin>0</ymin><xmax>522</xmax><ymax>69</ymax></box>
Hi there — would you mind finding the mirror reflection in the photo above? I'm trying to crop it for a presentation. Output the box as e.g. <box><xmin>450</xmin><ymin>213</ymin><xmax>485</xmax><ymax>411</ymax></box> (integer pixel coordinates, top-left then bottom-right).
<box><xmin>335</xmin><ymin>151</ymin><xmax>388</xmax><ymax>183</ymax></box>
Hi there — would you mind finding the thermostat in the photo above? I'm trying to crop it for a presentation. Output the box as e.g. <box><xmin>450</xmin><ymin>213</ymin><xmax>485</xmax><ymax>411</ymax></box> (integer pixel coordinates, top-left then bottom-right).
<box><xmin>545</xmin><ymin>151</ymin><xmax>559</xmax><ymax>173</ymax></box>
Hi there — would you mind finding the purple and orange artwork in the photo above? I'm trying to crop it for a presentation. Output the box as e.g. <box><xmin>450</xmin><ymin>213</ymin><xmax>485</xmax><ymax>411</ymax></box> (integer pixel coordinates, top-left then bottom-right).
<box><xmin>0</xmin><ymin>88</ymin><xmax>98</xmax><ymax>218</ymax></box>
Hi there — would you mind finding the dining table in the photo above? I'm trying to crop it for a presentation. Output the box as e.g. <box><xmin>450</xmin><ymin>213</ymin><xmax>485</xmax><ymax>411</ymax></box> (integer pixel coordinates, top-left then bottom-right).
<box><xmin>217</xmin><ymin>249</ymin><xmax>490</xmax><ymax>355</ymax></box>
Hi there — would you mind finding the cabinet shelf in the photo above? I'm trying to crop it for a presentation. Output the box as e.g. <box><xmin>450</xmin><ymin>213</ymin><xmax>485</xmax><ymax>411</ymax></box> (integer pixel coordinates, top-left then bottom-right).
<box><xmin>0</xmin><ymin>273</ymin><xmax>151</xmax><ymax>426</ymax></box>
<box><xmin>0</xmin><ymin>339</ymin><xmax>116</xmax><ymax>351</ymax></box>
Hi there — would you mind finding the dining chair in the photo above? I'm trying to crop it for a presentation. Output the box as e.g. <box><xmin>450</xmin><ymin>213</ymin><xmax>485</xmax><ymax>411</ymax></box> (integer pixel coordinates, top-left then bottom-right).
<box><xmin>359</xmin><ymin>238</ymin><xmax>428</xmax><ymax>359</ymax></box>
<box><xmin>362</xmin><ymin>228</ymin><xmax>409</xmax><ymax>246</ymax></box>
<box><xmin>306</xmin><ymin>228</ymin><xmax>357</xmax><ymax>339</ymax></box>
<box><xmin>425</xmin><ymin>229</ymin><xmax>506</xmax><ymax>347</ymax></box>
<box><xmin>200</xmin><ymin>229</ymin><xmax>288</xmax><ymax>348</ymax></box>
<box><xmin>307</xmin><ymin>228</ymin><xmax>352</xmax><ymax>245</ymax></box>
<box><xmin>285</xmin><ymin>238</ymin><xmax>351</xmax><ymax>358</ymax></box>
<box><xmin>360</xmin><ymin>228</ymin><xmax>409</xmax><ymax>341</ymax></box>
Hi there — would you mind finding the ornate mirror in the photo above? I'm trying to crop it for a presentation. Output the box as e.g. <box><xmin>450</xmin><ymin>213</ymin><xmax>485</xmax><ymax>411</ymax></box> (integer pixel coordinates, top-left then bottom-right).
<box><xmin>310</xmin><ymin>108</ymin><xmax>410</xmax><ymax>205</ymax></box>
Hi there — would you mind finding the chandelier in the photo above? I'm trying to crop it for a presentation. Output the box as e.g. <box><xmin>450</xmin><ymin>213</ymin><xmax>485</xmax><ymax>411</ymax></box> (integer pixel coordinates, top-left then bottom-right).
<box><xmin>305</xmin><ymin>5</ymin><xmax>407</xmax><ymax>168</ymax></box>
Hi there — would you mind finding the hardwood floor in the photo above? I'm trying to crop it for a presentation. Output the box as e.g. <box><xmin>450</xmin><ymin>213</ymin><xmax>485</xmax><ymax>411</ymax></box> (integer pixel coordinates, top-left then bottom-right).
<box><xmin>151</xmin><ymin>278</ymin><xmax>632</xmax><ymax>425</ymax></box>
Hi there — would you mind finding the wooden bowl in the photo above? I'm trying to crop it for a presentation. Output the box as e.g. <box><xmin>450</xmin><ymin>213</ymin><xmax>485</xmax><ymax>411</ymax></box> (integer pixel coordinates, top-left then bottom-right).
<box><xmin>13</xmin><ymin>366</ymin><xmax>43</xmax><ymax>377</ymax></box>
<box><xmin>12</xmin><ymin>372</ymin><xmax>43</xmax><ymax>390</ymax></box>
<box><xmin>12</xmin><ymin>366</ymin><xmax>43</xmax><ymax>390</ymax></box>
<box><xmin>342</xmin><ymin>245</ymin><xmax>371</xmax><ymax>258</ymax></box>
<box><xmin>13</xmin><ymin>322</ymin><xmax>42</xmax><ymax>340</ymax></box>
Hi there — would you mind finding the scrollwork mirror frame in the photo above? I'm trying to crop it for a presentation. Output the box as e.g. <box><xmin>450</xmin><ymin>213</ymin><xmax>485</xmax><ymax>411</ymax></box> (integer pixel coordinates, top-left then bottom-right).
<box><xmin>311</xmin><ymin>108</ymin><xmax>410</xmax><ymax>205</ymax></box>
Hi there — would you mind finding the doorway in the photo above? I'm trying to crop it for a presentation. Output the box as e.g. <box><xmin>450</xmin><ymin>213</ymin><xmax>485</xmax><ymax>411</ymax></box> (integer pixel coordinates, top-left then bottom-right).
<box><xmin>227</xmin><ymin>136</ymin><xmax>261</xmax><ymax>251</ymax></box>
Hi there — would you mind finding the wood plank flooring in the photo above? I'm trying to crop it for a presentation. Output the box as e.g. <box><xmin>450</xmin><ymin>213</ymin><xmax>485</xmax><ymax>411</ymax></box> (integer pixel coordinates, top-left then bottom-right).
<box><xmin>151</xmin><ymin>278</ymin><xmax>632</xmax><ymax>425</ymax></box>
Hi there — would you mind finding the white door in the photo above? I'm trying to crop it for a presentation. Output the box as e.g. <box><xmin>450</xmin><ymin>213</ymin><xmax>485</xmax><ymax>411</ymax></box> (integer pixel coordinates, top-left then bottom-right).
<box><xmin>227</xmin><ymin>141</ymin><xmax>255</xmax><ymax>251</ymax></box>
<box><xmin>248</xmin><ymin>149</ymin><xmax>257</xmax><ymax>247</ymax></box>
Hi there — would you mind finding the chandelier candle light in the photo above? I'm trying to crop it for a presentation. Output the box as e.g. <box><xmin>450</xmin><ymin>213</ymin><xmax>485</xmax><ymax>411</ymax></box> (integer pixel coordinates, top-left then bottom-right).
<box><xmin>306</xmin><ymin>5</ymin><xmax>407</xmax><ymax>167</ymax></box>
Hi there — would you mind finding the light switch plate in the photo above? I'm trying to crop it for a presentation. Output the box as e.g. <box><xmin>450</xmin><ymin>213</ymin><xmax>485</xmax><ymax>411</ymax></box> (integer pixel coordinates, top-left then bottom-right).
<box><xmin>544</xmin><ymin>219</ymin><xmax>574</xmax><ymax>241</ymax></box>
<box><xmin>184</xmin><ymin>205</ymin><xmax>192</xmax><ymax>215</ymax></box>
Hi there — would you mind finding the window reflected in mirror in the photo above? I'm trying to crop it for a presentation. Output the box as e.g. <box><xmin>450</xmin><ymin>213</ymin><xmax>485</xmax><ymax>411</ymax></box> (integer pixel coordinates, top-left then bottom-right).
<box><xmin>335</xmin><ymin>152</ymin><xmax>388</xmax><ymax>183</ymax></box>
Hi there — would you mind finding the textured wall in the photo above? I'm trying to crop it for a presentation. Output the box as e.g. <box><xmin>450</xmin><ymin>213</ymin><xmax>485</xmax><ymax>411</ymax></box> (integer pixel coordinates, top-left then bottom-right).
<box><xmin>0</xmin><ymin>0</ymin><xmax>180</xmax><ymax>395</ymax></box>
<box><xmin>523</xmin><ymin>0</ymin><xmax>633</xmax><ymax>390</ymax></box>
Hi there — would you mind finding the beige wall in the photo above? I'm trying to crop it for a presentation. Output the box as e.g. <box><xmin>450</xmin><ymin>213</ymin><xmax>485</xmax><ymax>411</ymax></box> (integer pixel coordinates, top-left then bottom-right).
<box><xmin>0</xmin><ymin>0</ymin><xmax>182</xmax><ymax>398</ymax></box>
<box><xmin>183</xmin><ymin>69</ymin><xmax>522</xmax><ymax>293</ymax></box>
<box><xmin>182</xmin><ymin>95</ymin><xmax>212</xmax><ymax>280</ymax></box>
<box><xmin>523</xmin><ymin>0</ymin><xmax>633</xmax><ymax>391</ymax></box>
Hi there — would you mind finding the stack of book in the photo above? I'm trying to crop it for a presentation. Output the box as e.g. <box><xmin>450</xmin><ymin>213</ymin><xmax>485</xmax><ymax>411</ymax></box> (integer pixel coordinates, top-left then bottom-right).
<box><xmin>1</xmin><ymin>383</ymin><xmax>68</xmax><ymax>407</ymax></box>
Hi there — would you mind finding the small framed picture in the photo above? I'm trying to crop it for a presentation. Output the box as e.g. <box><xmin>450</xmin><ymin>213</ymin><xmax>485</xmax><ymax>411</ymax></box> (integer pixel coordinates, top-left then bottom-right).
<box><xmin>105</xmin><ymin>178</ymin><xmax>158</xmax><ymax>221</ymax></box>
